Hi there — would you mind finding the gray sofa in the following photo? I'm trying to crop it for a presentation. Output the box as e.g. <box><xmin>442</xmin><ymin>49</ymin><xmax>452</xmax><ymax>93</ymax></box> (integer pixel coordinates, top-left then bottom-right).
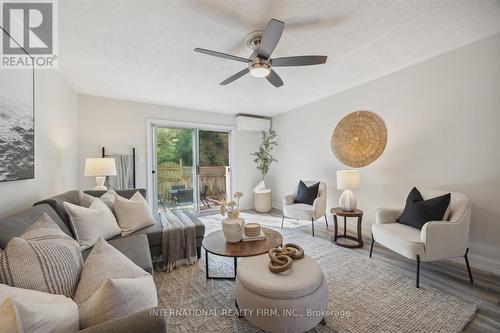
<box><xmin>0</xmin><ymin>188</ymin><xmax>205</xmax><ymax>332</ymax></box>
<box><xmin>36</xmin><ymin>189</ymin><xmax>205</xmax><ymax>262</ymax></box>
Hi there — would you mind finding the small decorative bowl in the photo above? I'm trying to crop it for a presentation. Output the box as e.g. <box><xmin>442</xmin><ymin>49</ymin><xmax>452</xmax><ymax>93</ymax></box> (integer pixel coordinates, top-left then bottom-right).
<box><xmin>244</xmin><ymin>223</ymin><xmax>261</xmax><ymax>237</ymax></box>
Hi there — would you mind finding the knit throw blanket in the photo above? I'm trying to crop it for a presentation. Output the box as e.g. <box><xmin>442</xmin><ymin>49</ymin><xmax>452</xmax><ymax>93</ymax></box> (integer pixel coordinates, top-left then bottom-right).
<box><xmin>160</xmin><ymin>210</ymin><xmax>198</xmax><ymax>272</ymax></box>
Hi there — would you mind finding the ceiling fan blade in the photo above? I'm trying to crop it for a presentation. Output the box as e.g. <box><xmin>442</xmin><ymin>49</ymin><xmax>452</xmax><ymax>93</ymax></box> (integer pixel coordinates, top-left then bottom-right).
<box><xmin>257</xmin><ymin>19</ymin><xmax>285</xmax><ymax>59</ymax></box>
<box><xmin>266</xmin><ymin>69</ymin><xmax>284</xmax><ymax>88</ymax></box>
<box><xmin>272</xmin><ymin>55</ymin><xmax>327</xmax><ymax>67</ymax></box>
<box><xmin>194</xmin><ymin>48</ymin><xmax>249</xmax><ymax>63</ymax></box>
<box><xmin>220</xmin><ymin>68</ymin><xmax>250</xmax><ymax>85</ymax></box>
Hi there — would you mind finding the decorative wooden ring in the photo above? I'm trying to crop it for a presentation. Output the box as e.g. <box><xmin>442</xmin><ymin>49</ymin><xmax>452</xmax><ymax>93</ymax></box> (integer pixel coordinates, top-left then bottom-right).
<box><xmin>283</xmin><ymin>243</ymin><xmax>304</xmax><ymax>259</ymax></box>
<box><xmin>268</xmin><ymin>255</ymin><xmax>293</xmax><ymax>273</ymax></box>
<box><xmin>267</xmin><ymin>243</ymin><xmax>305</xmax><ymax>273</ymax></box>
<box><xmin>268</xmin><ymin>248</ymin><xmax>288</xmax><ymax>265</ymax></box>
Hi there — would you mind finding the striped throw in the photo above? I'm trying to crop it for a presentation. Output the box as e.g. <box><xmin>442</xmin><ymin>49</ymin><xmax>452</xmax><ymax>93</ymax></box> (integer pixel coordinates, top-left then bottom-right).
<box><xmin>0</xmin><ymin>213</ymin><xmax>83</xmax><ymax>298</ymax></box>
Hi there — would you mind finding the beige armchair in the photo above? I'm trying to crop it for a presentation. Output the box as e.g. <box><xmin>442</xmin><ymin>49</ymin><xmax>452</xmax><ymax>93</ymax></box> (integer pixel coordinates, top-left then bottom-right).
<box><xmin>281</xmin><ymin>181</ymin><xmax>328</xmax><ymax>237</ymax></box>
<box><xmin>370</xmin><ymin>190</ymin><xmax>473</xmax><ymax>288</ymax></box>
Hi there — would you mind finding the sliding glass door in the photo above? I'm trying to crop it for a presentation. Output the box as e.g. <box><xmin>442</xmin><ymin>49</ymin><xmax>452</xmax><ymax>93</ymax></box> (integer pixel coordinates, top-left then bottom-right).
<box><xmin>151</xmin><ymin>124</ymin><xmax>232</xmax><ymax>215</ymax></box>
<box><xmin>153</xmin><ymin>126</ymin><xmax>197</xmax><ymax>212</ymax></box>
<box><xmin>198</xmin><ymin>130</ymin><xmax>231</xmax><ymax>214</ymax></box>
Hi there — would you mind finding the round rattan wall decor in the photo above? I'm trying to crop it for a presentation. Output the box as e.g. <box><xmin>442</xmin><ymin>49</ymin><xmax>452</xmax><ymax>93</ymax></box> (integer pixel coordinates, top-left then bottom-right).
<box><xmin>331</xmin><ymin>111</ymin><xmax>387</xmax><ymax>168</ymax></box>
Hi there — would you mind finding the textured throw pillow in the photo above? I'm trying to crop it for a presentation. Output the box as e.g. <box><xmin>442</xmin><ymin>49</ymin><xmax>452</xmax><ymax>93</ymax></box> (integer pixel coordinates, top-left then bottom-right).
<box><xmin>397</xmin><ymin>187</ymin><xmax>451</xmax><ymax>229</ymax></box>
<box><xmin>294</xmin><ymin>181</ymin><xmax>320</xmax><ymax>205</ymax></box>
<box><xmin>78</xmin><ymin>191</ymin><xmax>96</xmax><ymax>208</ymax></box>
<box><xmin>64</xmin><ymin>198</ymin><xmax>121</xmax><ymax>250</ymax></box>
<box><xmin>99</xmin><ymin>190</ymin><xmax>117</xmax><ymax>213</ymax></box>
<box><xmin>0</xmin><ymin>213</ymin><xmax>83</xmax><ymax>298</ymax></box>
<box><xmin>114</xmin><ymin>191</ymin><xmax>155</xmax><ymax>236</ymax></box>
<box><xmin>74</xmin><ymin>238</ymin><xmax>157</xmax><ymax>328</ymax></box>
<box><xmin>0</xmin><ymin>284</ymin><xmax>79</xmax><ymax>333</ymax></box>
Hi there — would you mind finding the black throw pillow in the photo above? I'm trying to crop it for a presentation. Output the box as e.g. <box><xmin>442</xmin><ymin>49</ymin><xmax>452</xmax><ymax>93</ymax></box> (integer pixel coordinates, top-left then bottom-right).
<box><xmin>294</xmin><ymin>181</ymin><xmax>320</xmax><ymax>205</ymax></box>
<box><xmin>396</xmin><ymin>187</ymin><xmax>451</xmax><ymax>229</ymax></box>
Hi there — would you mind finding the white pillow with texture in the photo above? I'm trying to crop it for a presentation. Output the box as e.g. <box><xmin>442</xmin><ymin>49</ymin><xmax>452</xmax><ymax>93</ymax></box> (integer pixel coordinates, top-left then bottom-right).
<box><xmin>74</xmin><ymin>238</ymin><xmax>157</xmax><ymax>328</ymax></box>
<box><xmin>64</xmin><ymin>198</ymin><xmax>121</xmax><ymax>250</ymax></box>
<box><xmin>99</xmin><ymin>190</ymin><xmax>117</xmax><ymax>213</ymax></box>
<box><xmin>113</xmin><ymin>191</ymin><xmax>155</xmax><ymax>236</ymax></box>
<box><xmin>0</xmin><ymin>284</ymin><xmax>79</xmax><ymax>333</ymax></box>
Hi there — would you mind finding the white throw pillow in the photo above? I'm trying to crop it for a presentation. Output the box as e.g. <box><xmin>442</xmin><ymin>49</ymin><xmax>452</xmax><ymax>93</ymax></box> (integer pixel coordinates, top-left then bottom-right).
<box><xmin>0</xmin><ymin>284</ymin><xmax>79</xmax><ymax>333</ymax></box>
<box><xmin>113</xmin><ymin>191</ymin><xmax>155</xmax><ymax>236</ymax></box>
<box><xmin>64</xmin><ymin>198</ymin><xmax>121</xmax><ymax>250</ymax></box>
<box><xmin>74</xmin><ymin>238</ymin><xmax>157</xmax><ymax>328</ymax></box>
<box><xmin>99</xmin><ymin>190</ymin><xmax>117</xmax><ymax>213</ymax></box>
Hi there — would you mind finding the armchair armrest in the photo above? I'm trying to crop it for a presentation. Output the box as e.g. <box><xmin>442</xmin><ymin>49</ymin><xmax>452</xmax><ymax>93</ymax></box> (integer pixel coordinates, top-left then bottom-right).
<box><xmin>283</xmin><ymin>193</ymin><xmax>295</xmax><ymax>206</ymax></box>
<box><xmin>420</xmin><ymin>220</ymin><xmax>468</xmax><ymax>260</ymax></box>
<box><xmin>312</xmin><ymin>195</ymin><xmax>327</xmax><ymax>219</ymax></box>
<box><xmin>375</xmin><ymin>207</ymin><xmax>403</xmax><ymax>224</ymax></box>
<box><xmin>79</xmin><ymin>308</ymin><xmax>166</xmax><ymax>333</ymax></box>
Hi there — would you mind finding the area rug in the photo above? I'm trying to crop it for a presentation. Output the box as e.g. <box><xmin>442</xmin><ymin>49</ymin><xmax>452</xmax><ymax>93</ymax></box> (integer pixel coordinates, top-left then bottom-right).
<box><xmin>154</xmin><ymin>215</ymin><xmax>477</xmax><ymax>332</ymax></box>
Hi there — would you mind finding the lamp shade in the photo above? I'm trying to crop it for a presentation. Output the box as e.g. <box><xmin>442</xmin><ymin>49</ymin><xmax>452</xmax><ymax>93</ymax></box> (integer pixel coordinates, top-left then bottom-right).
<box><xmin>336</xmin><ymin>170</ymin><xmax>361</xmax><ymax>190</ymax></box>
<box><xmin>84</xmin><ymin>158</ymin><xmax>117</xmax><ymax>177</ymax></box>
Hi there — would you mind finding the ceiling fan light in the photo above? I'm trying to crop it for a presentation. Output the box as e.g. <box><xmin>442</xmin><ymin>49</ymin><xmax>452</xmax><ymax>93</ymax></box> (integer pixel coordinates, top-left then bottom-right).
<box><xmin>249</xmin><ymin>64</ymin><xmax>271</xmax><ymax>78</ymax></box>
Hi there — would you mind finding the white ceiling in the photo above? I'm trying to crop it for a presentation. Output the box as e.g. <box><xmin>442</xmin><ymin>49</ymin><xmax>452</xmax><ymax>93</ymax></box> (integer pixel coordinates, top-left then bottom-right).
<box><xmin>58</xmin><ymin>0</ymin><xmax>500</xmax><ymax>116</ymax></box>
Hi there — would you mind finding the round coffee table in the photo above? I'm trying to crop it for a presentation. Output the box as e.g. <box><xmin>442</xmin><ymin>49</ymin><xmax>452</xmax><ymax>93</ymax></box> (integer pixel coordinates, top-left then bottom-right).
<box><xmin>202</xmin><ymin>227</ymin><xmax>283</xmax><ymax>280</ymax></box>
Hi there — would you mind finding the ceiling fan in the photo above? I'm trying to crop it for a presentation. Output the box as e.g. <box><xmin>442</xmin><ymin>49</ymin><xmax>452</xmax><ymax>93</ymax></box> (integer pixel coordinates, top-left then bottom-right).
<box><xmin>194</xmin><ymin>18</ymin><xmax>327</xmax><ymax>87</ymax></box>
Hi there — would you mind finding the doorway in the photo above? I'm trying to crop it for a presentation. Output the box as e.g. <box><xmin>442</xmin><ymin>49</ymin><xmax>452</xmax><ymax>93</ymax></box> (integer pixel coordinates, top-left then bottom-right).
<box><xmin>148</xmin><ymin>121</ymin><xmax>233</xmax><ymax>215</ymax></box>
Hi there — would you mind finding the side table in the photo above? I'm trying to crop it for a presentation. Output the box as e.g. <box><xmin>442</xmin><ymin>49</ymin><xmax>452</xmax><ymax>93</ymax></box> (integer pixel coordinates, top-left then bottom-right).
<box><xmin>331</xmin><ymin>207</ymin><xmax>364</xmax><ymax>248</ymax></box>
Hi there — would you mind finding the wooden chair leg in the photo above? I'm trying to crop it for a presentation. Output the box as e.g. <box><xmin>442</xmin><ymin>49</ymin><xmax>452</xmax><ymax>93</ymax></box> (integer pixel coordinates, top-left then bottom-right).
<box><xmin>324</xmin><ymin>214</ymin><xmax>328</xmax><ymax>229</ymax></box>
<box><xmin>416</xmin><ymin>255</ymin><xmax>420</xmax><ymax>288</ymax></box>
<box><xmin>464</xmin><ymin>248</ymin><xmax>474</xmax><ymax>284</ymax></box>
<box><xmin>311</xmin><ymin>218</ymin><xmax>315</xmax><ymax>237</ymax></box>
<box><xmin>369</xmin><ymin>236</ymin><xmax>374</xmax><ymax>258</ymax></box>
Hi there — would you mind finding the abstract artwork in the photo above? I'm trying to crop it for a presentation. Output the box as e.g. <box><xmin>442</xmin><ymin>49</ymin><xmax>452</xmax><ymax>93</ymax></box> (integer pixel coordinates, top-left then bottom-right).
<box><xmin>0</xmin><ymin>29</ymin><xmax>35</xmax><ymax>182</ymax></box>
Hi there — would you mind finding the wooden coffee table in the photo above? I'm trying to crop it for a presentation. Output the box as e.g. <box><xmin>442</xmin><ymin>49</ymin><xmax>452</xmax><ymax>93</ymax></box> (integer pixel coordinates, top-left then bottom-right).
<box><xmin>202</xmin><ymin>227</ymin><xmax>283</xmax><ymax>280</ymax></box>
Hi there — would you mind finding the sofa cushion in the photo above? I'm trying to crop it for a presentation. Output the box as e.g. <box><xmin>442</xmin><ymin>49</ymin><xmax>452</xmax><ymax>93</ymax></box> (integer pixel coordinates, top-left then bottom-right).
<box><xmin>82</xmin><ymin>234</ymin><xmax>153</xmax><ymax>274</ymax></box>
<box><xmin>75</xmin><ymin>238</ymin><xmax>157</xmax><ymax>328</ymax></box>
<box><xmin>64</xmin><ymin>198</ymin><xmax>121</xmax><ymax>250</ymax></box>
<box><xmin>123</xmin><ymin>219</ymin><xmax>163</xmax><ymax>247</ymax></box>
<box><xmin>0</xmin><ymin>204</ymin><xmax>72</xmax><ymax>249</ymax></box>
<box><xmin>114</xmin><ymin>191</ymin><xmax>156</xmax><ymax>236</ymax></box>
<box><xmin>0</xmin><ymin>213</ymin><xmax>83</xmax><ymax>298</ymax></box>
<box><xmin>0</xmin><ymin>284</ymin><xmax>79</xmax><ymax>333</ymax></box>
<box><xmin>33</xmin><ymin>190</ymin><xmax>84</xmax><ymax>237</ymax></box>
<box><xmin>372</xmin><ymin>222</ymin><xmax>425</xmax><ymax>260</ymax></box>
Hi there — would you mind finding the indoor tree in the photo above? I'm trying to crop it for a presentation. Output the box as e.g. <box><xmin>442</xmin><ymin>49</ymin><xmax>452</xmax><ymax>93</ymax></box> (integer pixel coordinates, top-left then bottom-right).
<box><xmin>250</xmin><ymin>129</ymin><xmax>278</xmax><ymax>181</ymax></box>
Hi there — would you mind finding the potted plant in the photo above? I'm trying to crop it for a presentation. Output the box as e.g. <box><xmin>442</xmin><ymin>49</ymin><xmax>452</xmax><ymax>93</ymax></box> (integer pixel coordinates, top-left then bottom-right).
<box><xmin>220</xmin><ymin>192</ymin><xmax>245</xmax><ymax>242</ymax></box>
<box><xmin>251</xmin><ymin>129</ymin><xmax>278</xmax><ymax>213</ymax></box>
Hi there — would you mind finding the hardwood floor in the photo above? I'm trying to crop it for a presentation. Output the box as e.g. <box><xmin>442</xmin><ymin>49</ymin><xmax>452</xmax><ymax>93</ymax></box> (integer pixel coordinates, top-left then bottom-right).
<box><xmin>221</xmin><ymin>210</ymin><xmax>500</xmax><ymax>332</ymax></box>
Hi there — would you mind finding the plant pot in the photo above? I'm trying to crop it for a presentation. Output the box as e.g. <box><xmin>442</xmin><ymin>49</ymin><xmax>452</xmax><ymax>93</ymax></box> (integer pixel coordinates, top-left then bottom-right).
<box><xmin>254</xmin><ymin>190</ymin><xmax>272</xmax><ymax>213</ymax></box>
<box><xmin>222</xmin><ymin>217</ymin><xmax>245</xmax><ymax>243</ymax></box>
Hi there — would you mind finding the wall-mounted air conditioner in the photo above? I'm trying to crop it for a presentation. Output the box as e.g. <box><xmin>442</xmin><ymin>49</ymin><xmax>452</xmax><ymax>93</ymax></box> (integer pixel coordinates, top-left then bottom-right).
<box><xmin>235</xmin><ymin>115</ymin><xmax>271</xmax><ymax>131</ymax></box>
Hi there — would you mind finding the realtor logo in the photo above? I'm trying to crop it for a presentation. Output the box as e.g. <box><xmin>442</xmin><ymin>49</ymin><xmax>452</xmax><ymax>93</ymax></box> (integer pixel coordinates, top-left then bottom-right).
<box><xmin>0</xmin><ymin>0</ymin><xmax>58</xmax><ymax>68</ymax></box>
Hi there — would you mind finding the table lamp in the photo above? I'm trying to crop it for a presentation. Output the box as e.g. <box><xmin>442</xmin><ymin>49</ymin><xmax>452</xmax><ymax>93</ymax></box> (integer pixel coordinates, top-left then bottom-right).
<box><xmin>84</xmin><ymin>158</ymin><xmax>117</xmax><ymax>190</ymax></box>
<box><xmin>336</xmin><ymin>170</ymin><xmax>361</xmax><ymax>211</ymax></box>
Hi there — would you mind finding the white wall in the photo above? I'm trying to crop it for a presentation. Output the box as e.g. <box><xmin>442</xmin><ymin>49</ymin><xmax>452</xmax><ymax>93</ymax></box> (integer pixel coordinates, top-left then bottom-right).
<box><xmin>77</xmin><ymin>95</ymin><xmax>260</xmax><ymax>209</ymax></box>
<box><xmin>0</xmin><ymin>70</ymin><xmax>78</xmax><ymax>218</ymax></box>
<box><xmin>269</xmin><ymin>34</ymin><xmax>500</xmax><ymax>263</ymax></box>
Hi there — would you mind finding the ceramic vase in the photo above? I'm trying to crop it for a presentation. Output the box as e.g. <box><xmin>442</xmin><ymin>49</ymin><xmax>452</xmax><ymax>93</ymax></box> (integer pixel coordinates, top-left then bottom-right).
<box><xmin>222</xmin><ymin>217</ymin><xmax>245</xmax><ymax>243</ymax></box>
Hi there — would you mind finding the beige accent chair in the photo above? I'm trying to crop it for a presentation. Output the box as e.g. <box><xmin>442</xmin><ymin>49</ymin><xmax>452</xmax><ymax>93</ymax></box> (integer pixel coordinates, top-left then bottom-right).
<box><xmin>370</xmin><ymin>190</ymin><xmax>473</xmax><ymax>288</ymax></box>
<box><xmin>281</xmin><ymin>181</ymin><xmax>327</xmax><ymax>237</ymax></box>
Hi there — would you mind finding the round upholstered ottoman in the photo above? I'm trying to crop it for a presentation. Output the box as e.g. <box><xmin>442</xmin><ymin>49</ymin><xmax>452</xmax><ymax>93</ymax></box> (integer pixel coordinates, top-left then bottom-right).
<box><xmin>235</xmin><ymin>254</ymin><xmax>328</xmax><ymax>333</ymax></box>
